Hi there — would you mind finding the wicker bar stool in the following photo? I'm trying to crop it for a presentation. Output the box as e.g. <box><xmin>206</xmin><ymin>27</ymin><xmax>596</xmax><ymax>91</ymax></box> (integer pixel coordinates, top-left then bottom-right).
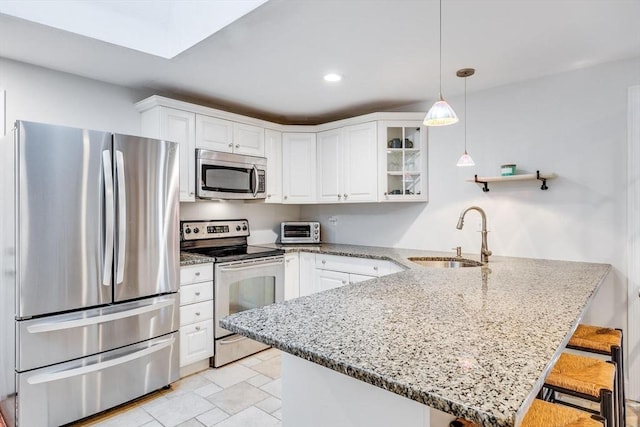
<box><xmin>567</xmin><ymin>324</ymin><xmax>625</xmax><ymax>426</ymax></box>
<box><xmin>449</xmin><ymin>399</ymin><xmax>604</xmax><ymax>427</ymax></box>
<box><xmin>543</xmin><ymin>352</ymin><xmax>617</xmax><ymax>427</ymax></box>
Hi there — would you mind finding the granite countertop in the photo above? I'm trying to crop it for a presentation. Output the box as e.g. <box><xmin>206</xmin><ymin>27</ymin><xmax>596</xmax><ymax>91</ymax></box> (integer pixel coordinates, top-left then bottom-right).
<box><xmin>220</xmin><ymin>243</ymin><xmax>611</xmax><ymax>427</ymax></box>
<box><xmin>180</xmin><ymin>252</ymin><xmax>214</xmax><ymax>266</ymax></box>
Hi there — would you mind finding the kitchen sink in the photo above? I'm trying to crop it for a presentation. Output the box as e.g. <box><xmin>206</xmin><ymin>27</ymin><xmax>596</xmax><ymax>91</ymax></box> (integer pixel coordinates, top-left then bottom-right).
<box><xmin>408</xmin><ymin>257</ymin><xmax>484</xmax><ymax>268</ymax></box>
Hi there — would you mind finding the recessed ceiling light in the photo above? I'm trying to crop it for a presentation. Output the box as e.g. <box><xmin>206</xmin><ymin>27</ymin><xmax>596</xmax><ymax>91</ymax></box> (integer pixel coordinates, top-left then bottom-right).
<box><xmin>324</xmin><ymin>73</ymin><xmax>342</xmax><ymax>82</ymax></box>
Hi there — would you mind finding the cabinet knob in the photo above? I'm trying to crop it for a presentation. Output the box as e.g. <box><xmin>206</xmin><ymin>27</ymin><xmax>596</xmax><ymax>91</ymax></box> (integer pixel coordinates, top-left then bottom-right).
<box><xmin>228</xmin><ymin>143</ymin><xmax>233</xmax><ymax>148</ymax></box>
<box><xmin>373</xmin><ymin>266</ymin><xmax>378</xmax><ymax>271</ymax></box>
<box><xmin>341</xmin><ymin>280</ymin><xmax>347</xmax><ymax>285</ymax></box>
<box><xmin>384</xmin><ymin>192</ymin><xmax>388</xmax><ymax>196</ymax></box>
<box><xmin>321</xmin><ymin>260</ymin><xmax>326</xmax><ymax>264</ymax></box>
<box><xmin>190</xmin><ymin>192</ymin><xmax>194</xmax><ymax>196</ymax></box>
<box><xmin>343</xmin><ymin>194</ymin><xmax>348</xmax><ymax>199</ymax></box>
<box><xmin>195</xmin><ymin>272</ymin><xmax>200</xmax><ymax>276</ymax></box>
<box><xmin>195</xmin><ymin>291</ymin><xmax>201</xmax><ymax>296</ymax></box>
<box><xmin>286</xmin><ymin>259</ymin><xmax>291</xmax><ymax>263</ymax></box>
<box><xmin>338</xmin><ymin>194</ymin><xmax>342</xmax><ymax>200</ymax></box>
<box><xmin>195</xmin><ymin>312</ymin><xmax>201</xmax><ymax>316</ymax></box>
<box><xmin>284</xmin><ymin>195</ymin><xmax>288</xmax><ymax>200</ymax></box>
<box><xmin>267</xmin><ymin>194</ymin><xmax>272</xmax><ymax>198</ymax></box>
<box><xmin>235</xmin><ymin>144</ymin><xmax>240</xmax><ymax>148</ymax></box>
<box><xmin>195</xmin><ymin>326</ymin><xmax>201</xmax><ymax>331</ymax></box>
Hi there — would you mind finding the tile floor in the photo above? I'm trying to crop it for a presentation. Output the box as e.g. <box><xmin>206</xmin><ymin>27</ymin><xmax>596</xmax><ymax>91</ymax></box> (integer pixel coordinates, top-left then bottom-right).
<box><xmin>71</xmin><ymin>348</ymin><xmax>283</xmax><ymax>427</ymax></box>
<box><xmin>62</xmin><ymin>349</ymin><xmax>640</xmax><ymax>427</ymax></box>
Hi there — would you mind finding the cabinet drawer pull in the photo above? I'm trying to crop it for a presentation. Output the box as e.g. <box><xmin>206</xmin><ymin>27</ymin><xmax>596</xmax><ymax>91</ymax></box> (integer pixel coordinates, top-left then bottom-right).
<box><xmin>195</xmin><ymin>291</ymin><xmax>201</xmax><ymax>296</ymax></box>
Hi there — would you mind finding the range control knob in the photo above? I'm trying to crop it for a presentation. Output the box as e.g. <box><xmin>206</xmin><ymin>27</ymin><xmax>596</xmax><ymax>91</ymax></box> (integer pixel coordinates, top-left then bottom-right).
<box><xmin>242</xmin><ymin>225</ymin><xmax>248</xmax><ymax>231</ymax></box>
<box><xmin>184</xmin><ymin>228</ymin><xmax>191</xmax><ymax>234</ymax></box>
<box><xmin>193</xmin><ymin>228</ymin><xmax>200</xmax><ymax>234</ymax></box>
<box><xmin>236</xmin><ymin>226</ymin><xmax>241</xmax><ymax>231</ymax></box>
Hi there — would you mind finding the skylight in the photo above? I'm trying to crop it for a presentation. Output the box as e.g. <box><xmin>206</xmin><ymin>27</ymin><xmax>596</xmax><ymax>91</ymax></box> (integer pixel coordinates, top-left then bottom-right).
<box><xmin>0</xmin><ymin>0</ymin><xmax>268</xmax><ymax>59</ymax></box>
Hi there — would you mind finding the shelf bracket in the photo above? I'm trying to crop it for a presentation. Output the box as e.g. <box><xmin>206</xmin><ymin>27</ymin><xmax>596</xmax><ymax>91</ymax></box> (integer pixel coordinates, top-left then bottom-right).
<box><xmin>536</xmin><ymin>170</ymin><xmax>549</xmax><ymax>190</ymax></box>
<box><xmin>474</xmin><ymin>175</ymin><xmax>490</xmax><ymax>192</ymax></box>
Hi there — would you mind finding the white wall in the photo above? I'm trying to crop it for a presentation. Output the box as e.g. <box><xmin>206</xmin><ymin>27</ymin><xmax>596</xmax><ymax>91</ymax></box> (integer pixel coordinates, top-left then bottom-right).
<box><xmin>302</xmin><ymin>57</ymin><xmax>640</xmax><ymax>332</ymax></box>
<box><xmin>0</xmin><ymin>57</ymin><xmax>145</xmax><ymax>135</ymax></box>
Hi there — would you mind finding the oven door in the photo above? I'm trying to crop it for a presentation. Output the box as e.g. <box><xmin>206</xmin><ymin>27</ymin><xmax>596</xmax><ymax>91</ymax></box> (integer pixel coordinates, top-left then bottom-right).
<box><xmin>215</xmin><ymin>256</ymin><xmax>284</xmax><ymax>338</ymax></box>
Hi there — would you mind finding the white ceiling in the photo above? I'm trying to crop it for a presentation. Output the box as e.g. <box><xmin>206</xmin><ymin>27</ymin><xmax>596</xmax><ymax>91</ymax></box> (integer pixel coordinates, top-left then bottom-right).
<box><xmin>1</xmin><ymin>0</ymin><xmax>639</xmax><ymax>124</ymax></box>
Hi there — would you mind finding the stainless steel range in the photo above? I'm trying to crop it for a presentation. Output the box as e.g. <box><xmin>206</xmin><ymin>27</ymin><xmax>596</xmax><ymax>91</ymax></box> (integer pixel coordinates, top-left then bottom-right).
<box><xmin>180</xmin><ymin>219</ymin><xmax>284</xmax><ymax>367</ymax></box>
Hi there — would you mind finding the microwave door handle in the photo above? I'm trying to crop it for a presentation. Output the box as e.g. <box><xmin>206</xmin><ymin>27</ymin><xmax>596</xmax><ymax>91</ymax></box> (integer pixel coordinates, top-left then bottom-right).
<box><xmin>102</xmin><ymin>151</ymin><xmax>114</xmax><ymax>286</ymax></box>
<box><xmin>115</xmin><ymin>150</ymin><xmax>126</xmax><ymax>284</ymax></box>
<box><xmin>252</xmin><ymin>164</ymin><xmax>259</xmax><ymax>198</ymax></box>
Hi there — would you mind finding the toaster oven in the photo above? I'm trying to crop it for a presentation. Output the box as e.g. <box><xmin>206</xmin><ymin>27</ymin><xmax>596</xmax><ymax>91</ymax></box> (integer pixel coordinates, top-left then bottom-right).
<box><xmin>280</xmin><ymin>222</ymin><xmax>320</xmax><ymax>244</ymax></box>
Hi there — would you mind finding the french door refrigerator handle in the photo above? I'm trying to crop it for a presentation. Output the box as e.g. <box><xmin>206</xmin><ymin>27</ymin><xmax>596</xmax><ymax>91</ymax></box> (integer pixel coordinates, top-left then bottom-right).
<box><xmin>26</xmin><ymin>336</ymin><xmax>175</xmax><ymax>385</ymax></box>
<box><xmin>115</xmin><ymin>150</ymin><xmax>126</xmax><ymax>284</ymax></box>
<box><xmin>252</xmin><ymin>164</ymin><xmax>259</xmax><ymax>198</ymax></box>
<box><xmin>102</xmin><ymin>150</ymin><xmax>115</xmax><ymax>286</ymax></box>
<box><xmin>25</xmin><ymin>299</ymin><xmax>175</xmax><ymax>334</ymax></box>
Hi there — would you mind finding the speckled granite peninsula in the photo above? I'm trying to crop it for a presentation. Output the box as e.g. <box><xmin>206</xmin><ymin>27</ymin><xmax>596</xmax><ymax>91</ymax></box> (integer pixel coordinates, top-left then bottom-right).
<box><xmin>220</xmin><ymin>244</ymin><xmax>611</xmax><ymax>427</ymax></box>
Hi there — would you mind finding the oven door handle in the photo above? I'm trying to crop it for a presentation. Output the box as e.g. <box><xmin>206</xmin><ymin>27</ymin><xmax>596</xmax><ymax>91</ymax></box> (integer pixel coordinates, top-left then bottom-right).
<box><xmin>217</xmin><ymin>259</ymin><xmax>284</xmax><ymax>272</ymax></box>
<box><xmin>251</xmin><ymin>164</ymin><xmax>259</xmax><ymax>198</ymax></box>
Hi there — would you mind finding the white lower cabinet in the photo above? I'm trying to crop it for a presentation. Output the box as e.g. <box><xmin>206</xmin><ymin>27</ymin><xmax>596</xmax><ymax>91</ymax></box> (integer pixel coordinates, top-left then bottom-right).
<box><xmin>299</xmin><ymin>252</ymin><xmax>404</xmax><ymax>296</ymax></box>
<box><xmin>284</xmin><ymin>253</ymin><xmax>300</xmax><ymax>300</ymax></box>
<box><xmin>179</xmin><ymin>263</ymin><xmax>214</xmax><ymax>373</ymax></box>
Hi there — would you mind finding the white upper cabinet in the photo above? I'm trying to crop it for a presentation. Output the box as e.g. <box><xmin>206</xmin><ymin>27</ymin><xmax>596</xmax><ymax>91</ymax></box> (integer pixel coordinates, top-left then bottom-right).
<box><xmin>140</xmin><ymin>106</ymin><xmax>196</xmax><ymax>202</ymax></box>
<box><xmin>264</xmin><ymin>129</ymin><xmax>283</xmax><ymax>203</ymax></box>
<box><xmin>195</xmin><ymin>115</ymin><xmax>233</xmax><ymax>152</ymax></box>
<box><xmin>196</xmin><ymin>115</ymin><xmax>265</xmax><ymax>157</ymax></box>
<box><xmin>316</xmin><ymin>129</ymin><xmax>342</xmax><ymax>202</ymax></box>
<box><xmin>234</xmin><ymin>123</ymin><xmax>265</xmax><ymax>157</ymax></box>
<box><xmin>343</xmin><ymin>122</ymin><xmax>378</xmax><ymax>202</ymax></box>
<box><xmin>282</xmin><ymin>133</ymin><xmax>317</xmax><ymax>204</ymax></box>
<box><xmin>317</xmin><ymin>122</ymin><xmax>377</xmax><ymax>203</ymax></box>
<box><xmin>378</xmin><ymin>121</ymin><xmax>428</xmax><ymax>202</ymax></box>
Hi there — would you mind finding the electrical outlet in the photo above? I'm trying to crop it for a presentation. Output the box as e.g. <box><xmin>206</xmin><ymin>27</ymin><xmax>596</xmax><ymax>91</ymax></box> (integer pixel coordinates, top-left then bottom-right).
<box><xmin>329</xmin><ymin>216</ymin><xmax>338</xmax><ymax>225</ymax></box>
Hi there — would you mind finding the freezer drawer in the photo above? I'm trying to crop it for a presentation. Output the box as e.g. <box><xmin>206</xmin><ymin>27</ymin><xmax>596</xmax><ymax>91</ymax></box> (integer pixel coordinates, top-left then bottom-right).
<box><xmin>17</xmin><ymin>332</ymin><xmax>179</xmax><ymax>427</ymax></box>
<box><xmin>17</xmin><ymin>294</ymin><xmax>179</xmax><ymax>372</ymax></box>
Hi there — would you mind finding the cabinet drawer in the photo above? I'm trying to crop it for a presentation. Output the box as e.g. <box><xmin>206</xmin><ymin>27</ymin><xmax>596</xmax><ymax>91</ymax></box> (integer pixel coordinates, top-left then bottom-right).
<box><xmin>179</xmin><ymin>319</ymin><xmax>214</xmax><ymax>367</ymax></box>
<box><xmin>180</xmin><ymin>301</ymin><xmax>213</xmax><ymax>326</ymax></box>
<box><xmin>315</xmin><ymin>254</ymin><xmax>384</xmax><ymax>277</ymax></box>
<box><xmin>180</xmin><ymin>263</ymin><xmax>213</xmax><ymax>285</ymax></box>
<box><xmin>180</xmin><ymin>281</ymin><xmax>213</xmax><ymax>305</ymax></box>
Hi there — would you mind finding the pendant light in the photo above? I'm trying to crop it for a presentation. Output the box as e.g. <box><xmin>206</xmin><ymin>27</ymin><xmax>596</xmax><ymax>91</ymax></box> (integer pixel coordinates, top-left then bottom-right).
<box><xmin>424</xmin><ymin>0</ymin><xmax>458</xmax><ymax>126</ymax></box>
<box><xmin>456</xmin><ymin>67</ymin><xmax>475</xmax><ymax>167</ymax></box>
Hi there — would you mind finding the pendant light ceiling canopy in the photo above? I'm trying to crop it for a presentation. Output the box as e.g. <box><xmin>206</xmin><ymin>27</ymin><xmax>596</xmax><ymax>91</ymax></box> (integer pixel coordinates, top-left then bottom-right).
<box><xmin>424</xmin><ymin>0</ymin><xmax>458</xmax><ymax>127</ymax></box>
<box><xmin>456</xmin><ymin>67</ymin><xmax>475</xmax><ymax>167</ymax></box>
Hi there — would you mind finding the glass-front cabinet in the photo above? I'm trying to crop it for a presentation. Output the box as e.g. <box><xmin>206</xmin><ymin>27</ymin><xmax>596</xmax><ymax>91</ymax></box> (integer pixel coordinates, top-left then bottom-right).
<box><xmin>377</xmin><ymin>121</ymin><xmax>428</xmax><ymax>201</ymax></box>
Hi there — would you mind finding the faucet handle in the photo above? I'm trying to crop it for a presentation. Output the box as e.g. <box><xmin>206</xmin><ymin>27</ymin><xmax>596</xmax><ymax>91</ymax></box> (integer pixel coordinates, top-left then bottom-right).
<box><xmin>452</xmin><ymin>246</ymin><xmax>462</xmax><ymax>257</ymax></box>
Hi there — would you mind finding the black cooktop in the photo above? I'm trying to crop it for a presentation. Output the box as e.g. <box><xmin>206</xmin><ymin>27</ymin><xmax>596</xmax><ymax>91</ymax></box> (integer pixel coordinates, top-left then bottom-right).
<box><xmin>183</xmin><ymin>244</ymin><xmax>283</xmax><ymax>263</ymax></box>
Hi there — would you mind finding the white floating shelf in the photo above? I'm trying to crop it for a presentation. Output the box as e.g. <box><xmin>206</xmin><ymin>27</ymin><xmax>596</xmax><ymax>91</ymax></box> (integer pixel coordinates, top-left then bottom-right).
<box><xmin>466</xmin><ymin>171</ymin><xmax>557</xmax><ymax>192</ymax></box>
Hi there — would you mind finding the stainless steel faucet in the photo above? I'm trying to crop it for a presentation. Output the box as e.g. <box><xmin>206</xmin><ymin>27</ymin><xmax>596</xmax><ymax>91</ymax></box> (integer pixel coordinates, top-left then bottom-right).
<box><xmin>456</xmin><ymin>206</ymin><xmax>492</xmax><ymax>263</ymax></box>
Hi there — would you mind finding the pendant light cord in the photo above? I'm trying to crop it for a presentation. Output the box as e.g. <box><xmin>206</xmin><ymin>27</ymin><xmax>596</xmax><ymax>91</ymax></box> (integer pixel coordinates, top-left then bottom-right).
<box><xmin>464</xmin><ymin>76</ymin><xmax>467</xmax><ymax>152</ymax></box>
<box><xmin>439</xmin><ymin>0</ymin><xmax>443</xmax><ymax>98</ymax></box>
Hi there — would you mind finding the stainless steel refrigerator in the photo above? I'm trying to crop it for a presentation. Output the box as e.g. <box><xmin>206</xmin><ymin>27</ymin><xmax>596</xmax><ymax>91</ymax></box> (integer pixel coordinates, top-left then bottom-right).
<box><xmin>0</xmin><ymin>120</ymin><xmax>180</xmax><ymax>427</ymax></box>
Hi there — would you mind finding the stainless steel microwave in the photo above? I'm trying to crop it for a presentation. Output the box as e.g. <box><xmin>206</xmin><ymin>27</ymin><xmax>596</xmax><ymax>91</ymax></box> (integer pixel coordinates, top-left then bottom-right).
<box><xmin>196</xmin><ymin>149</ymin><xmax>266</xmax><ymax>200</ymax></box>
<box><xmin>280</xmin><ymin>221</ymin><xmax>321</xmax><ymax>244</ymax></box>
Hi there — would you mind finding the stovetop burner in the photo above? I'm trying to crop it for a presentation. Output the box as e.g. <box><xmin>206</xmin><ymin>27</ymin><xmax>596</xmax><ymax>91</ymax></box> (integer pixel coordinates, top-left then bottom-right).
<box><xmin>180</xmin><ymin>219</ymin><xmax>284</xmax><ymax>262</ymax></box>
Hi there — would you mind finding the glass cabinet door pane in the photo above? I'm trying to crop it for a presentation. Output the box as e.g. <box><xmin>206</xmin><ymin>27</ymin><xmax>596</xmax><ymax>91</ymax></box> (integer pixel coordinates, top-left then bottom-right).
<box><xmin>387</xmin><ymin>175</ymin><xmax>403</xmax><ymax>195</ymax></box>
<box><xmin>387</xmin><ymin>151</ymin><xmax>403</xmax><ymax>172</ymax></box>
<box><xmin>404</xmin><ymin>174</ymin><xmax>422</xmax><ymax>196</ymax></box>
<box><xmin>404</xmin><ymin>151</ymin><xmax>420</xmax><ymax>172</ymax></box>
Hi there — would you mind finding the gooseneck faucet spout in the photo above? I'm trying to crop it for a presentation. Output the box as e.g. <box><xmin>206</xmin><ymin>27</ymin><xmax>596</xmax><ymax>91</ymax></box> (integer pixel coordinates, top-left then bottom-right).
<box><xmin>456</xmin><ymin>206</ymin><xmax>492</xmax><ymax>263</ymax></box>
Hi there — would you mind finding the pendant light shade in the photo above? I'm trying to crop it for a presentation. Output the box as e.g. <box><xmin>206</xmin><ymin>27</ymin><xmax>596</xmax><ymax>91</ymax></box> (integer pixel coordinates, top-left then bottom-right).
<box><xmin>424</xmin><ymin>95</ymin><xmax>458</xmax><ymax>126</ymax></box>
<box><xmin>456</xmin><ymin>151</ymin><xmax>475</xmax><ymax>167</ymax></box>
<box><xmin>456</xmin><ymin>67</ymin><xmax>475</xmax><ymax>167</ymax></box>
<box><xmin>424</xmin><ymin>0</ymin><xmax>457</xmax><ymax>127</ymax></box>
